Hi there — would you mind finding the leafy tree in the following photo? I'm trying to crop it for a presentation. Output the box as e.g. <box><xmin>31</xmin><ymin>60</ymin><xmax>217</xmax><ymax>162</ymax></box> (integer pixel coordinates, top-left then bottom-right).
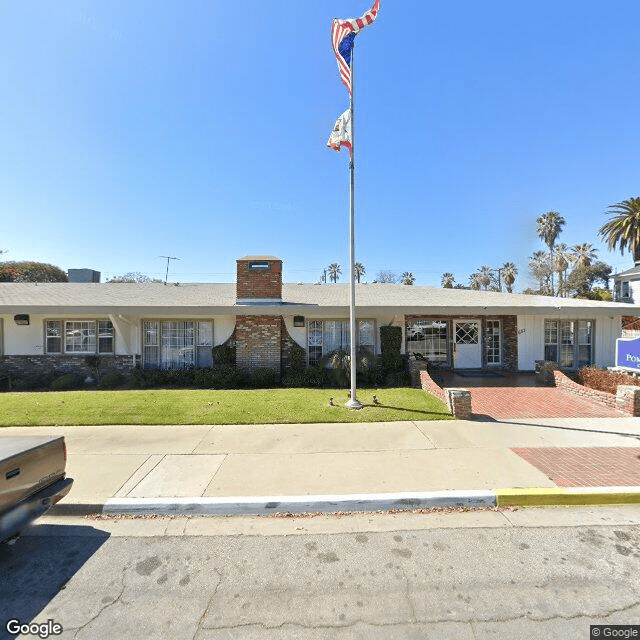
<box><xmin>441</xmin><ymin>272</ymin><xmax>455</xmax><ymax>288</ymax></box>
<box><xmin>354</xmin><ymin>262</ymin><xmax>366</xmax><ymax>283</ymax></box>
<box><xmin>598</xmin><ymin>197</ymin><xmax>640</xmax><ymax>263</ymax></box>
<box><xmin>375</xmin><ymin>270</ymin><xmax>399</xmax><ymax>283</ymax></box>
<box><xmin>401</xmin><ymin>272</ymin><xmax>415</xmax><ymax>285</ymax></box>
<box><xmin>536</xmin><ymin>211</ymin><xmax>565</xmax><ymax>295</ymax></box>
<box><xmin>501</xmin><ymin>262</ymin><xmax>518</xmax><ymax>293</ymax></box>
<box><xmin>108</xmin><ymin>272</ymin><xmax>159</xmax><ymax>283</ymax></box>
<box><xmin>0</xmin><ymin>263</ymin><xmax>18</xmax><ymax>282</ymax></box>
<box><xmin>327</xmin><ymin>263</ymin><xmax>342</xmax><ymax>283</ymax></box>
<box><xmin>0</xmin><ymin>261</ymin><xmax>68</xmax><ymax>282</ymax></box>
<box><xmin>565</xmin><ymin>261</ymin><xmax>612</xmax><ymax>299</ymax></box>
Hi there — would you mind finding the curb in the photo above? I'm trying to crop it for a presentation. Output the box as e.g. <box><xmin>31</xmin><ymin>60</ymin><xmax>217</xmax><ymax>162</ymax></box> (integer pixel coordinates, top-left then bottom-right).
<box><xmin>48</xmin><ymin>487</ymin><xmax>640</xmax><ymax>517</ymax></box>
<box><xmin>102</xmin><ymin>491</ymin><xmax>495</xmax><ymax>516</ymax></box>
<box><xmin>495</xmin><ymin>486</ymin><xmax>640</xmax><ymax>507</ymax></box>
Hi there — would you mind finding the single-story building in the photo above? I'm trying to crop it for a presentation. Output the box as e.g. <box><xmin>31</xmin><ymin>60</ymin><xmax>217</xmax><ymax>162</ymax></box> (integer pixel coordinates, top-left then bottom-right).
<box><xmin>0</xmin><ymin>255</ymin><xmax>637</xmax><ymax>378</ymax></box>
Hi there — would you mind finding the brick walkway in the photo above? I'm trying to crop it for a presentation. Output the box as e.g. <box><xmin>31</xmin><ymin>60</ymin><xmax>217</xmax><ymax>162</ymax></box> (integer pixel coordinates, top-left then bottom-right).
<box><xmin>513</xmin><ymin>447</ymin><xmax>640</xmax><ymax>486</ymax></box>
<box><xmin>467</xmin><ymin>386</ymin><xmax>625</xmax><ymax>419</ymax></box>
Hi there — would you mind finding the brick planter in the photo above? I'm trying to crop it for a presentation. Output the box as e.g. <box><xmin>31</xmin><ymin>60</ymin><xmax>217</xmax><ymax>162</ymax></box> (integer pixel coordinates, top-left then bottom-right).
<box><xmin>552</xmin><ymin>369</ymin><xmax>640</xmax><ymax>416</ymax></box>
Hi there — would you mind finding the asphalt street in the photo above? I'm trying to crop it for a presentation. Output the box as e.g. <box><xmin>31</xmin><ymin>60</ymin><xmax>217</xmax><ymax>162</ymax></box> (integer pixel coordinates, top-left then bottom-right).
<box><xmin>1</xmin><ymin>507</ymin><xmax>639</xmax><ymax>640</ymax></box>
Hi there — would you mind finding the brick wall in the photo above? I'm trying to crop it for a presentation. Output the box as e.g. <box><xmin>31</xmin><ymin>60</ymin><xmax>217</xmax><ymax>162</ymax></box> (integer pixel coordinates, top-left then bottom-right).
<box><xmin>552</xmin><ymin>369</ymin><xmax>620</xmax><ymax>410</ymax></box>
<box><xmin>235</xmin><ymin>315</ymin><xmax>282</xmax><ymax>375</ymax></box>
<box><xmin>236</xmin><ymin>258</ymin><xmax>282</xmax><ymax>300</ymax></box>
<box><xmin>0</xmin><ymin>355</ymin><xmax>138</xmax><ymax>379</ymax></box>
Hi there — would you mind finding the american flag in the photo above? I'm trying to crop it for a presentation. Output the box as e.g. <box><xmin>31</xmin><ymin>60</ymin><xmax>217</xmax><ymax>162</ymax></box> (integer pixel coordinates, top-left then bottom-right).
<box><xmin>331</xmin><ymin>0</ymin><xmax>380</xmax><ymax>95</ymax></box>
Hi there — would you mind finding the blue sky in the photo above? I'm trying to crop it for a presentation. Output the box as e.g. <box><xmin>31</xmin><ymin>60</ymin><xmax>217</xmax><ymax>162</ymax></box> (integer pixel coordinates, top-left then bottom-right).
<box><xmin>1</xmin><ymin>1</ymin><xmax>639</xmax><ymax>288</ymax></box>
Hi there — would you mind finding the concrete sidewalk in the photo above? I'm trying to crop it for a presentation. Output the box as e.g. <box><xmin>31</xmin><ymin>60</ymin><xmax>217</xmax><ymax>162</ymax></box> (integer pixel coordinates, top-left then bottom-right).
<box><xmin>6</xmin><ymin>417</ymin><xmax>640</xmax><ymax>515</ymax></box>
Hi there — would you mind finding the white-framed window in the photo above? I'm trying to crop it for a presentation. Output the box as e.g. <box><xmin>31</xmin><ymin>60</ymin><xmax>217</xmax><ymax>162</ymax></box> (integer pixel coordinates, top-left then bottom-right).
<box><xmin>544</xmin><ymin>319</ymin><xmax>593</xmax><ymax>369</ymax></box>
<box><xmin>406</xmin><ymin>319</ymin><xmax>448</xmax><ymax>362</ymax></box>
<box><xmin>622</xmin><ymin>281</ymin><xmax>630</xmax><ymax>299</ymax></box>
<box><xmin>45</xmin><ymin>320</ymin><xmax>114</xmax><ymax>354</ymax></box>
<box><xmin>142</xmin><ymin>320</ymin><xmax>214</xmax><ymax>369</ymax></box>
<box><xmin>485</xmin><ymin>320</ymin><xmax>501</xmax><ymax>365</ymax></box>
<box><xmin>306</xmin><ymin>319</ymin><xmax>375</xmax><ymax>366</ymax></box>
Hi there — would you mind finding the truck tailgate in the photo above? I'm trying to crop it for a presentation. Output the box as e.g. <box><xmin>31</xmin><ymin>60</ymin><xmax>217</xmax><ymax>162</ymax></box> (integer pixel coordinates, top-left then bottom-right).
<box><xmin>0</xmin><ymin>436</ymin><xmax>67</xmax><ymax>515</ymax></box>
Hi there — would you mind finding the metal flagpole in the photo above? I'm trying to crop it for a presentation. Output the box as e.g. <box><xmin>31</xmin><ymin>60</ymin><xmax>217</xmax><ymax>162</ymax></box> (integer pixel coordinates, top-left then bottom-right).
<box><xmin>346</xmin><ymin>43</ymin><xmax>362</xmax><ymax>410</ymax></box>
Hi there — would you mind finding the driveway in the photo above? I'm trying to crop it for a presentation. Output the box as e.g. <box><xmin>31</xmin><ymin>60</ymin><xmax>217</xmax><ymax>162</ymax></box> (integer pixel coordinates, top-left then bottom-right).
<box><xmin>439</xmin><ymin>372</ymin><xmax>625</xmax><ymax>420</ymax></box>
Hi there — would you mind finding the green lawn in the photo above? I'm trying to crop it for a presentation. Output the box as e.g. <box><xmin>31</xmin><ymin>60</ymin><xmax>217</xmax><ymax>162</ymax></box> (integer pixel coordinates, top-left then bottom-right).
<box><xmin>0</xmin><ymin>387</ymin><xmax>452</xmax><ymax>426</ymax></box>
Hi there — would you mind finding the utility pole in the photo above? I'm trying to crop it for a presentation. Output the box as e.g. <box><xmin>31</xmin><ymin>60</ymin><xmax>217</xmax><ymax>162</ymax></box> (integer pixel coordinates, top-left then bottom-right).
<box><xmin>160</xmin><ymin>256</ymin><xmax>180</xmax><ymax>284</ymax></box>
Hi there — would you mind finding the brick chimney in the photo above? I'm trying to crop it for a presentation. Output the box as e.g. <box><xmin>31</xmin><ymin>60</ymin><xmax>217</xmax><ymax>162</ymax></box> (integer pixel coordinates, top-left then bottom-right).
<box><xmin>236</xmin><ymin>256</ymin><xmax>282</xmax><ymax>302</ymax></box>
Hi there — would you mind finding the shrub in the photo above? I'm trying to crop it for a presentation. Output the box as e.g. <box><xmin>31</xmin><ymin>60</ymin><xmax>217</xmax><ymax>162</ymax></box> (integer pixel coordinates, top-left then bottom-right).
<box><xmin>287</xmin><ymin>343</ymin><xmax>307</xmax><ymax>373</ymax></box>
<box><xmin>11</xmin><ymin>373</ymin><xmax>56</xmax><ymax>392</ymax></box>
<box><xmin>384</xmin><ymin>370</ymin><xmax>412</xmax><ymax>387</ymax></box>
<box><xmin>212</xmin><ymin>344</ymin><xmax>236</xmax><ymax>366</ymax></box>
<box><xmin>50</xmin><ymin>373</ymin><xmax>85</xmax><ymax>391</ymax></box>
<box><xmin>380</xmin><ymin>325</ymin><xmax>403</xmax><ymax>372</ymax></box>
<box><xmin>249</xmin><ymin>367</ymin><xmax>277</xmax><ymax>389</ymax></box>
<box><xmin>576</xmin><ymin>366</ymin><xmax>640</xmax><ymax>395</ymax></box>
<box><xmin>214</xmin><ymin>365</ymin><xmax>247</xmax><ymax>389</ymax></box>
<box><xmin>97</xmin><ymin>372</ymin><xmax>126</xmax><ymax>389</ymax></box>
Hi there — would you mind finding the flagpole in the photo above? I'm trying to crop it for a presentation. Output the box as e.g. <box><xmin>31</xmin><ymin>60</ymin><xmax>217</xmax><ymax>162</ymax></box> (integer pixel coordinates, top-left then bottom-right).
<box><xmin>346</xmin><ymin>43</ymin><xmax>362</xmax><ymax>410</ymax></box>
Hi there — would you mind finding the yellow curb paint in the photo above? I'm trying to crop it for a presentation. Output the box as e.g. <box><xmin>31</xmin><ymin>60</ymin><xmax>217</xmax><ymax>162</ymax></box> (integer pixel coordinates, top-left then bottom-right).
<box><xmin>495</xmin><ymin>488</ymin><xmax>640</xmax><ymax>507</ymax></box>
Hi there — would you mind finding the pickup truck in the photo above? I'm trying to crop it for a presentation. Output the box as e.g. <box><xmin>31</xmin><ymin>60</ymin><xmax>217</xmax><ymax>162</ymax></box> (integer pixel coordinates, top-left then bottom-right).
<box><xmin>0</xmin><ymin>436</ymin><xmax>73</xmax><ymax>542</ymax></box>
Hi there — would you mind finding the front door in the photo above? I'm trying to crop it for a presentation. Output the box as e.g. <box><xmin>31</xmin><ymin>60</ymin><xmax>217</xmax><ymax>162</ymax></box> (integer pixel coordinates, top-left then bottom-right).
<box><xmin>453</xmin><ymin>320</ymin><xmax>482</xmax><ymax>369</ymax></box>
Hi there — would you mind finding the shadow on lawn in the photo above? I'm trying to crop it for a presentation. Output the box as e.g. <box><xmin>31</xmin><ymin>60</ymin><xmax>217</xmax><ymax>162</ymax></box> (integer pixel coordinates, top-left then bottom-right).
<box><xmin>358</xmin><ymin>403</ymin><xmax>452</xmax><ymax>417</ymax></box>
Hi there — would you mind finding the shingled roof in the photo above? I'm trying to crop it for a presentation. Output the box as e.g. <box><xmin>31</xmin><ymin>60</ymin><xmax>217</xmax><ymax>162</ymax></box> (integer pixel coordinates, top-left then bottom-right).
<box><xmin>0</xmin><ymin>282</ymin><xmax>633</xmax><ymax>317</ymax></box>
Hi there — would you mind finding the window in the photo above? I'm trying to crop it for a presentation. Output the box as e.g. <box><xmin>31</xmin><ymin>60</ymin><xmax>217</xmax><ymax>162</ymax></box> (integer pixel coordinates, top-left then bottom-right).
<box><xmin>306</xmin><ymin>319</ymin><xmax>375</xmax><ymax>366</ymax></box>
<box><xmin>544</xmin><ymin>319</ymin><xmax>593</xmax><ymax>369</ymax></box>
<box><xmin>142</xmin><ymin>320</ymin><xmax>214</xmax><ymax>369</ymax></box>
<box><xmin>485</xmin><ymin>320</ymin><xmax>501</xmax><ymax>365</ymax></box>
<box><xmin>622</xmin><ymin>281</ymin><xmax>630</xmax><ymax>299</ymax></box>
<box><xmin>45</xmin><ymin>320</ymin><xmax>113</xmax><ymax>354</ymax></box>
<box><xmin>406</xmin><ymin>320</ymin><xmax>448</xmax><ymax>362</ymax></box>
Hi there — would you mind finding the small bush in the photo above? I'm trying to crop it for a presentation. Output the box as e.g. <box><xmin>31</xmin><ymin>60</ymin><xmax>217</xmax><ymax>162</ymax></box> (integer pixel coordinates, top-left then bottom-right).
<box><xmin>11</xmin><ymin>373</ymin><xmax>56</xmax><ymax>392</ymax></box>
<box><xmin>287</xmin><ymin>343</ymin><xmax>307</xmax><ymax>373</ymax></box>
<box><xmin>249</xmin><ymin>367</ymin><xmax>277</xmax><ymax>389</ymax></box>
<box><xmin>98</xmin><ymin>372</ymin><xmax>126</xmax><ymax>389</ymax></box>
<box><xmin>214</xmin><ymin>365</ymin><xmax>247</xmax><ymax>389</ymax></box>
<box><xmin>576</xmin><ymin>366</ymin><xmax>640</xmax><ymax>395</ymax></box>
<box><xmin>51</xmin><ymin>373</ymin><xmax>85</xmax><ymax>391</ymax></box>
<box><xmin>384</xmin><ymin>370</ymin><xmax>412</xmax><ymax>387</ymax></box>
<box><xmin>212</xmin><ymin>344</ymin><xmax>236</xmax><ymax>366</ymax></box>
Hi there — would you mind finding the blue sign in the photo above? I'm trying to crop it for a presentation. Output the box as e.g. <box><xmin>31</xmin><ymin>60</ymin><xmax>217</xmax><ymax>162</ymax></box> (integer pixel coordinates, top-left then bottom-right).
<box><xmin>616</xmin><ymin>336</ymin><xmax>640</xmax><ymax>370</ymax></box>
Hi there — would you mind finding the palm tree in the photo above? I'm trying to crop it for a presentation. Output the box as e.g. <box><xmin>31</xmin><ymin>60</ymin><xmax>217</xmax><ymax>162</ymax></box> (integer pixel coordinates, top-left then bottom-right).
<box><xmin>529</xmin><ymin>250</ymin><xmax>552</xmax><ymax>294</ymax></box>
<box><xmin>536</xmin><ymin>211</ymin><xmax>566</xmax><ymax>295</ymax></box>
<box><xmin>552</xmin><ymin>243</ymin><xmax>574</xmax><ymax>297</ymax></box>
<box><xmin>469</xmin><ymin>273</ymin><xmax>482</xmax><ymax>290</ymax></box>
<box><xmin>354</xmin><ymin>262</ymin><xmax>365</xmax><ymax>283</ymax></box>
<box><xmin>501</xmin><ymin>262</ymin><xmax>518</xmax><ymax>293</ymax></box>
<box><xmin>599</xmin><ymin>198</ymin><xmax>640</xmax><ymax>264</ymax></box>
<box><xmin>401</xmin><ymin>272</ymin><xmax>415</xmax><ymax>285</ymax></box>
<box><xmin>572</xmin><ymin>243</ymin><xmax>598</xmax><ymax>268</ymax></box>
<box><xmin>327</xmin><ymin>263</ymin><xmax>341</xmax><ymax>283</ymax></box>
<box><xmin>441</xmin><ymin>272</ymin><xmax>455</xmax><ymax>288</ymax></box>
<box><xmin>477</xmin><ymin>265</ymin><xmax>493</xmax><ymax>290</ymax></box>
